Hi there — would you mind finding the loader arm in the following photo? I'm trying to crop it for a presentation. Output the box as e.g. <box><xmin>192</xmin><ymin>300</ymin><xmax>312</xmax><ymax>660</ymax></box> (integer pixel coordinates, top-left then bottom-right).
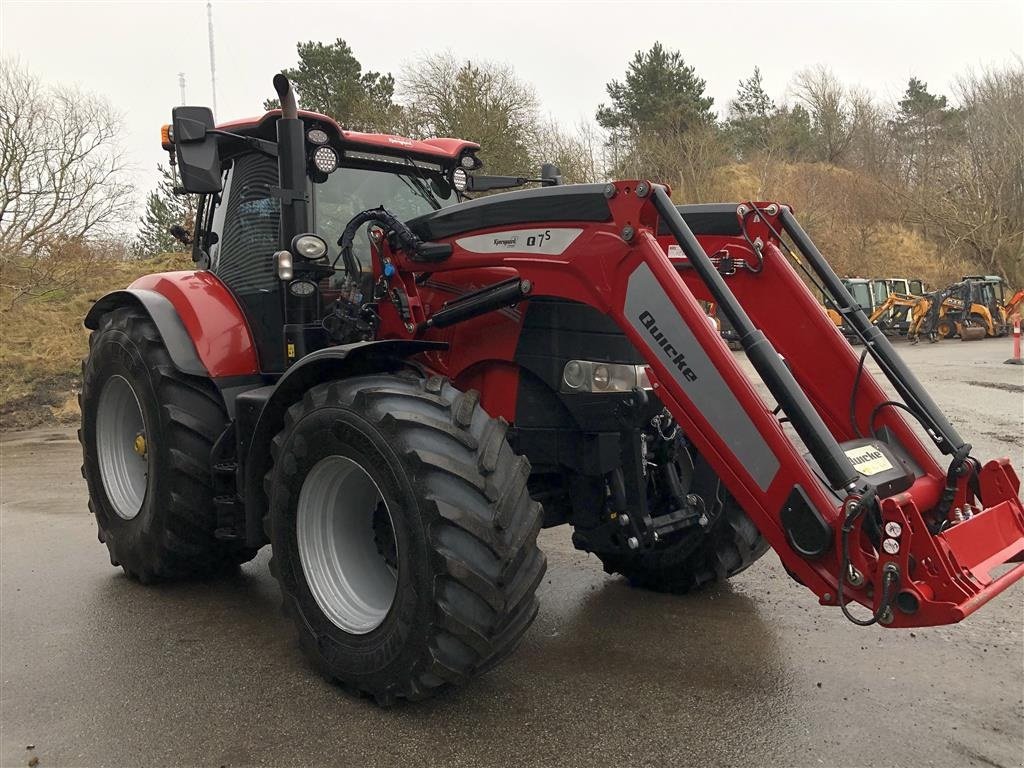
<box><xmin>379</xmin><ymin>181</ymin><xmax>1024</xmax><ymax>628</ymax></box>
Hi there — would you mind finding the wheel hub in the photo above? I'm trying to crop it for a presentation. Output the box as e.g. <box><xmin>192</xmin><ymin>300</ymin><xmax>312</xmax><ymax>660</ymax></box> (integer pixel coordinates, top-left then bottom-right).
<box><xmin>95</xmin><ymin>375</ymin><xmax>148</xmax><ymax>520</ymax></box>
<box><xmin>296</xmin><ymin>455</ymin><xmax>398</xmax><ymax>635</ymax></box>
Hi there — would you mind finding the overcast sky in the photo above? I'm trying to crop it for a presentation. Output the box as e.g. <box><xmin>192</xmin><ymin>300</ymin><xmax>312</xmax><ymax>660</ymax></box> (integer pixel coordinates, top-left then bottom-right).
<box><xmin>3</xmin><ymin>0</ymin><xmax>1022</xmax><ymax>205</ymax></box>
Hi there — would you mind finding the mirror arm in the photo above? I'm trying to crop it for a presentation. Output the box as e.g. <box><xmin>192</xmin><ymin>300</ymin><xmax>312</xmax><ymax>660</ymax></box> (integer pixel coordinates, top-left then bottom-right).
<box><xmin>206</xmin><ymin>129</ymin><xmax>279</xmax><ymax>158</ymax></box>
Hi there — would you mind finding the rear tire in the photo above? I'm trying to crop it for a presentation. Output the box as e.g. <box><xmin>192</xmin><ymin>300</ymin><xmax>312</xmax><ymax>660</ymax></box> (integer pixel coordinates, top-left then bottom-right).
<box><xmin>590</xmin><ymin>498</ymin><xmax>768</xmax><ymax>594</ymax></box>
<box><xmin>264</xmin><ymin>373</ymin><xmax>545</xmax><ymax>704</ymax></box>
<box><xmin>79</xmin><ymin>307</ymin><xmax>256</xmax><ymax>581</ymax></box>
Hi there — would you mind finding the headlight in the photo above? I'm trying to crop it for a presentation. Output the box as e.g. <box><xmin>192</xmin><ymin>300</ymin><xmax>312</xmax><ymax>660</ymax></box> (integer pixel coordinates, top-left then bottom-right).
<box><xmin>452</xmin><ymin>167</ymin><xmax>468</xmax><ymax>192</ymax></box>
<box><xmin>306</xmin><ymin>128</ymin><xmax>329</xmax><ymax>145</ymax></box>
<box><xmin>291</xmin><ymin>233</ymin><xmax>328</xmax><ymax>260</ymax></box>
<box><xmin>312</xmin><ymin>145</ymin><xmax>338</xmax><ymax>174</ymax></box>
<box><xmin>560</xmin><ymin>360</ymin><xmax>654</xmax><ymax>393</ymax></box>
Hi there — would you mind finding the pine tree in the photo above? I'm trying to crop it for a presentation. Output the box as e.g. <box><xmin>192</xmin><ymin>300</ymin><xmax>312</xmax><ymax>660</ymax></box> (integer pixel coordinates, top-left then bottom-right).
<box><xmin>264</xmin><ymin>39</ymin><xmax>400</xmax><ymax>132</ymax></box>
<box><xmin>596</xmin><ymin>42</ymin><xmax>716</xmax><ymax>139</ymax></box>
<box><xmin>133</xmin><ymin>164</ymin><xmax>196</xmax><ymax>258</ymax></box>
<box><xmin>727</xmin><ymin>67</ymin><xmax>777</xmax><ymax>159</ymax></box>
<box><xmin>596</xmin><ymin>43</ymin><xmax>719</xmax><ymax>180</ymax></box>
<box><xmin>890</xmin><ymin>77</ymin><xmax>961</xmax><ymax>185</ymax></box>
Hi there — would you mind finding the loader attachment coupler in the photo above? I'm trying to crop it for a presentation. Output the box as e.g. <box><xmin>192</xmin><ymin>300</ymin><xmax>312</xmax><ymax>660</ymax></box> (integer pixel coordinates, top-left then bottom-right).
<box><xmin>390</xmin><ymin>179</ymin><xmax>1024</xmax><ymax>630</ymax></box>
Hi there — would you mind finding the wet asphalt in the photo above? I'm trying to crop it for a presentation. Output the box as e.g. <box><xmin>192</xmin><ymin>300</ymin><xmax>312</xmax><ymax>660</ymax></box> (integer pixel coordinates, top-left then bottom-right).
<box><xmin>1</xmin><ymin>338</ymin><xmax>1022</xmax><ymax>768</ymax></box>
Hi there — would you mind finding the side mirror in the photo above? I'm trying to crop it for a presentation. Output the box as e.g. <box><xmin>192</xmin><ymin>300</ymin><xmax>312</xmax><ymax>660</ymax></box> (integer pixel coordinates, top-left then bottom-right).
<box><xmin>171</xmin><ymin>106</ymin><xmax>222</xmax><ymax>193</ymax></box>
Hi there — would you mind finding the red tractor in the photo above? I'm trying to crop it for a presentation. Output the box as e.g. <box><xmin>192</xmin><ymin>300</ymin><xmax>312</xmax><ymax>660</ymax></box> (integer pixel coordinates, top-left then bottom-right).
<box><xmin>80</xmin><ymin>76</ymin><xmax>1024</xmax><ymax>704</ymax></box>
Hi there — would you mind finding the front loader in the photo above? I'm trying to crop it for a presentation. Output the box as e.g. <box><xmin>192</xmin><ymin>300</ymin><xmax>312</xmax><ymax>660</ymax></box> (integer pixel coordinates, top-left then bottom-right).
<box><xmin>79</xmin><ymin>75</ymin><xmax>1024</xmax><ymax>705</ymax></box>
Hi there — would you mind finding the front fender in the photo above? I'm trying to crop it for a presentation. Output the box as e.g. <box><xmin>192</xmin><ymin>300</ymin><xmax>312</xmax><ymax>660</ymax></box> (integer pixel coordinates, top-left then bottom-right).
<box><xmin>238</xmin><ymin>339</ymin><xmax>447</xmax><ymax>546</ymax></box>
<box><xmin>84</xmin><ymin>271</ymin><xmax>259</xmax><ymax>378</ymax></box>
<box><xmin>84</xmin><ymin>288</ymin><xmax>208</xmax><ymax>377</ymax></box>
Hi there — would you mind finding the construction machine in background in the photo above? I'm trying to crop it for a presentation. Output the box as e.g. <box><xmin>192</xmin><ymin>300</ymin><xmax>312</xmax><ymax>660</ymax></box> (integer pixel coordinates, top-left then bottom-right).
<box><xmin>911</xmin><ymin>278</ymin><xmax>1012</xmax><ymax>341</ymax></box>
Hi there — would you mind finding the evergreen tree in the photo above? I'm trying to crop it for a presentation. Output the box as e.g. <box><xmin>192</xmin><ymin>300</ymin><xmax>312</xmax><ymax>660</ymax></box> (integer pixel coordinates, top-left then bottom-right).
<box><xmin>133</xmin><ymin>164</ymin><xmax>196</xmax><ymax>258</ymax></box>
<box><xmin>596</xmin><ymin>42</ymin><xmax>715</xmax><ymax>139</ymax></box>
<box><xmin>772</xmin><ymin>104</ymin><xmax>815</xmax><ymax>162</ymax></box>
<box><xmin>727</xmin><ymin>67</ymin><xmax>777</xmax><ymax>158</ymax></box>
<box><xmin>596</xmin><ymin>43</ymin><xmax>718</xmax><ymax>180</ymax></box>
<box><xmin>265</xmin><ymin>39</ymin><xmax>399</xmax><ymax>132</ymax></box>
<box><xmin>890</xmin><ymin>77</ymin><xmax>961</xmax><ymax>185</ymax></box>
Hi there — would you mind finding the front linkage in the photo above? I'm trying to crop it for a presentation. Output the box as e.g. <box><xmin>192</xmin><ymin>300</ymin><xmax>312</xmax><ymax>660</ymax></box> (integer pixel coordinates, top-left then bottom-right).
<box><xmin>362</xmin><ymin>180</ymin><xmax>1024</xmax><ymax>628</ymax></box>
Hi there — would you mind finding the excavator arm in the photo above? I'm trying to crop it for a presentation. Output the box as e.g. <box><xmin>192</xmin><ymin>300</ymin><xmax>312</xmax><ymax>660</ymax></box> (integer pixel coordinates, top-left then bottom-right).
<box><xmin>868</xmin><ymin>292</ymin><xmax>923</xmax><ymax>324</ymax></box>
<box><xmin>1004</xmin><ymin>289</ymin><xmax>1024</xmax><ymax>318</ymax></box>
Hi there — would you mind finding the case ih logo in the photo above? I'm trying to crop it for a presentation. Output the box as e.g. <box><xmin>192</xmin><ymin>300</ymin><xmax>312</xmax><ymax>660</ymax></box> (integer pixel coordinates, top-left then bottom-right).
<box><xmin>638</xmin><ymin>311</ymin><xmax>698</xmax><ymax>382</ymax></box>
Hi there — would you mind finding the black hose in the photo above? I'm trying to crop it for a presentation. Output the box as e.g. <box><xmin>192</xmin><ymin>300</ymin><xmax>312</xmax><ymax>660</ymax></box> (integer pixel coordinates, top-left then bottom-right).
<box><xmin>334</xmin><ymin>206</ymin><xmax>422</xmax><ymax>279</ymax></box>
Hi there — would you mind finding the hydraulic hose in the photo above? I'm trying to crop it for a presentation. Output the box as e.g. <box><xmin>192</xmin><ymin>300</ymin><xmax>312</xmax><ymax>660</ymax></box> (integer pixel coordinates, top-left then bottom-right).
<box><xmin>335</xmin><ymin>207</ymin><xmax>422</xmax><ymax>278</ymax></box>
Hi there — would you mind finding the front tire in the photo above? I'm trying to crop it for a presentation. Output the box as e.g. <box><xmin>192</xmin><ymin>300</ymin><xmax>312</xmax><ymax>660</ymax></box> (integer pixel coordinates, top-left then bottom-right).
<box><xmin>80</xmin><ymin>307</ymin><xmax>255</xmax><ymax>581</ymax></box>
<box><xmin>264</xmin><ymin>374</ymin><xmax>546</xmax><ymax>704</ymax></box>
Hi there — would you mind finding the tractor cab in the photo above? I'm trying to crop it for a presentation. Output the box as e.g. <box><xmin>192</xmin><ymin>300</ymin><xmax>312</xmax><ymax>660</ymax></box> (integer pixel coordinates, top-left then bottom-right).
<box><xmin>176</xmin><ymin>108</ymin><xmax>477</xmax><ymax>372</ymax></box>
<box><xmin>963</xmin><ymin>275</ymin><xmax>1005</xmax><ymax>308</ymax></box>
<box><xmin>870</xmin><ymin>278</ymin><xmax>891</xmax><ymax>309</ymax></box>
<box><xmin>886</xmin><ymin>277</ymin><xmax>909</xmax><ymax>295</ymax></box>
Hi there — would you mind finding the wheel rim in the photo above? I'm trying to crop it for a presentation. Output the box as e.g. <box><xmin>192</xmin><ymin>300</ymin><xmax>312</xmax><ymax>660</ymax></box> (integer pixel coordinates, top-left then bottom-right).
<box><xmin>297</xmin><ymin>455</ymin><xmax>398</xmax><ymax>634</ymax></box>
<box><xmin>96</xmin><ymin>375</ymin><xmax>148</xmax><ymax>520</ymax></box>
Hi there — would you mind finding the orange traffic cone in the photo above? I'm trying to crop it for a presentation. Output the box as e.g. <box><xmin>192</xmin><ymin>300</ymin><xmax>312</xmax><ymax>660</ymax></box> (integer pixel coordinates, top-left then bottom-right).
<box><xmin>1005</xmin><ymin>316</ymin><xmax>1023</xmax><ymax>366</ymax></box>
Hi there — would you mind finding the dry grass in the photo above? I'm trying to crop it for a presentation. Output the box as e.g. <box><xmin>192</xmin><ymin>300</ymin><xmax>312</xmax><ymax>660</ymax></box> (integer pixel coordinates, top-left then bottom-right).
<box><xmin>696</xmin><ymin>161</ymin><xmax>973</xmax><ymax>287</ymax></box>
<box><xmin>0</xmin><ymin>253</ymin><xmax>191</xmax><ymax>431</ymax></box>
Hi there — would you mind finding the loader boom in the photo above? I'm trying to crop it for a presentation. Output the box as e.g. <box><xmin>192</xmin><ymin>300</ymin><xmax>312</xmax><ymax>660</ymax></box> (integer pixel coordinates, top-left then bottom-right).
<box><xmin>372</xmin><ymin>181</ymin><xmax>1024</xmax><ymax>627</ymax></box>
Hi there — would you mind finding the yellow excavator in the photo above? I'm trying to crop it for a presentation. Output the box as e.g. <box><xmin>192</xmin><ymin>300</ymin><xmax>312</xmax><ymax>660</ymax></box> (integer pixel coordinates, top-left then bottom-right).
<box><xmin>869</xmin><ymin>293</ymin><xmax>929</xmax><ymax>336</ymax></box>
<box><xmin>827</xmin><ymin>278</ymin><xmax>927</xmax><ymax>338</ymax></box>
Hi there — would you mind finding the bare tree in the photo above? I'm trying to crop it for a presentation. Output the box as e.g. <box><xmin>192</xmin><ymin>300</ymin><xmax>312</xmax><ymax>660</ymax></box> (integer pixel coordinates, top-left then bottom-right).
<box><xmin>399</xmin><ymin>53</ymin><xmax>540</xmax><ymax>175</ymax></box>
<box><xmin>533</xmin><ymin>119</ymin><xmax>604</xmax><ymax>183</ymax></box>
<box><xmin>792</xmin><ymin>66</ymin><xmax>857</xmax><ymax>164</ymax></box>
<box><xmin>0</xmin><ymin>60</ymin><xmax>134</xmax><ymax>303</ymax></box>
<box><xmin>901</xmin><ymin>63</ymin><xmax>1024</xmax><ymax>284</ymax></box>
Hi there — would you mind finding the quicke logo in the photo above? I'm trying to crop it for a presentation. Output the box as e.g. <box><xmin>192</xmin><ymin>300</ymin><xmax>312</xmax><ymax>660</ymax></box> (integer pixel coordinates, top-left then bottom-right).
<box><xmin>849</xmin><ymin>448</ymin><xmax>884</xmax><ymax>466</ymax></box>
<box><xmin>638</xmin><ymin>310</ymin><xmax>697</xmax><ymax>381</ymax></box>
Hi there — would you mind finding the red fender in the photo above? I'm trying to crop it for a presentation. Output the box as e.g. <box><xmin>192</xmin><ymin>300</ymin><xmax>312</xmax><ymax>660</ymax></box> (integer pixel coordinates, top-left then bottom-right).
<box><xmin>129</xmin><ymin>271</ymin><xmax>259</xmax><ymax>377</ymax></box>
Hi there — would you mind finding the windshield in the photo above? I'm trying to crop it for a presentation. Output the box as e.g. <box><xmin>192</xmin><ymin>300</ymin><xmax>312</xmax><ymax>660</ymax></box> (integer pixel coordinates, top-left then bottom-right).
<box><xmin>849</xmin><ymin>282</ymin><xmax>872</xmax><ymax>310</ymax></box>
<box><xmin>872</xmin><ymin>281</ymin><xmax>889</xmax><ymax>305</ymax></box>
<box><xmin>312</xmin><ymin>164</ymin><xmax>458</xmax><ymax>274</ymax></box>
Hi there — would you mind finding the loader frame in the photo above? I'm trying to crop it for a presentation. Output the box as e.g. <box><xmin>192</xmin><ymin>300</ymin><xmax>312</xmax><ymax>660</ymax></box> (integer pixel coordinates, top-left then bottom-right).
<box><xmin>362</xmin><ymin>181</ymin><xmax>1024</xmax><ymax>628</ymax></box>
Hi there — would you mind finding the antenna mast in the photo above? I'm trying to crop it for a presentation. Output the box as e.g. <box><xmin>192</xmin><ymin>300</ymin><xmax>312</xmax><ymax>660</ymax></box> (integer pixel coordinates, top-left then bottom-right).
<box><xmin>207</xmin><ymin>1</ymin><xmax>218</xmax><ymax>116</ymax></box>
<box><xmin>178</xmin><ymin>72</ymin><xmax>187</xmax><ymax>105</ymax></box>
